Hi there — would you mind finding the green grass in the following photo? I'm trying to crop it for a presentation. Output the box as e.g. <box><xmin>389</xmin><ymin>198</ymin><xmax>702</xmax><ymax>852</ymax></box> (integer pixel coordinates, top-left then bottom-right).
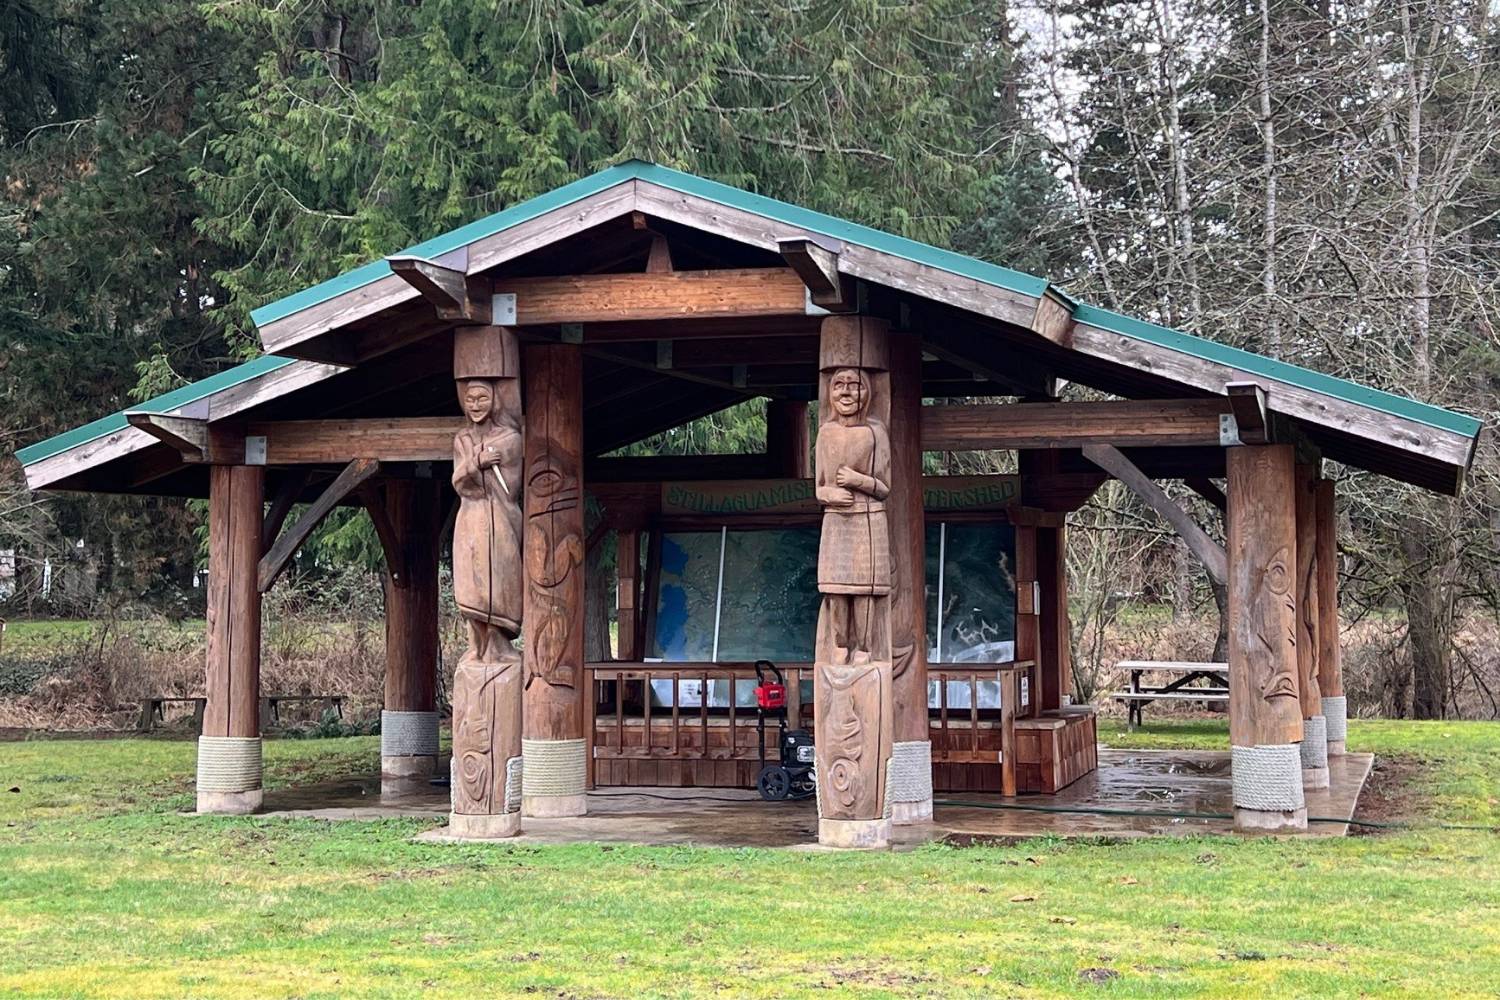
<box><xmin>1</xmin><ymin>722</ymin><xmax>1497</xmax><ymax>998</ymax></box>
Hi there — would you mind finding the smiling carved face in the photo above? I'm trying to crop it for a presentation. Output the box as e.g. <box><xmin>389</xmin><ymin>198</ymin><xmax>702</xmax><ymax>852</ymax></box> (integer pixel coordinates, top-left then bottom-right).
<box><xmin>461</xmin><ymin>381</ymin><xmax>494</xmax><ymax>424</ymax></box>
<box><xmin>830</xmin><ymin>368</ymin><xmax>868</xmax><ymax>419</ymax></box>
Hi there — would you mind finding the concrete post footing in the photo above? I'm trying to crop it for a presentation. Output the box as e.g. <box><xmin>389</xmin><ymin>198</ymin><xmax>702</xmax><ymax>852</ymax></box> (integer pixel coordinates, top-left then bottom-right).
<box><xmin>523</xmin><ymin>793</ymin><xmax>587</xmax><ymax>818</ymax></box>
<box><xmin>196</xmin><ymin>789</ymin><xmax>263</xmax><ymax>815</ymax></box>
<box><xmin>1233</xmin><ymin>806</ymin><xmax>1308</xmax><ymax>833</ymax></box>
<box><xmin>819</xmin><ymin>817</ymin><xmax>892</xmax><ymax>849</ymax></box>
<box><xmin>890</xmin><ymin>799</ymin><xmax>934</xmax><ymax>825</ymax></box>
<box><xmin>449</xmin><ymin>811</ymin><xmax>521</xmax><ymax>839</ymax></box>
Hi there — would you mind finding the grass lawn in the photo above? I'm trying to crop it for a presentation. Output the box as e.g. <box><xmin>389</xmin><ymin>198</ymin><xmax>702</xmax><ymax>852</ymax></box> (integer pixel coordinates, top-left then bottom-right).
<box><xmin>0</xmin><ymin>721</ymin><xmax>1496</xmax><ymax>998</ymax></box>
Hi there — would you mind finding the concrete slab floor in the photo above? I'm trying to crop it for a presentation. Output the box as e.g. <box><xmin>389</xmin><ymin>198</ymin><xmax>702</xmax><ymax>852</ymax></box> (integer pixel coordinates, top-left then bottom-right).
<box><xmin>255</xmin><ymin>749</ymin><xmax>1374</xmax><ymax>847</ymax></box>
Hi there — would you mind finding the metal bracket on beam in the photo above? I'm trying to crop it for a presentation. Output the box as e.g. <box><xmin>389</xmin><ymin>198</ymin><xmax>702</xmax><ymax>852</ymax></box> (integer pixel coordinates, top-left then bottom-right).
<box><xmin>1219</xmin><ymin>413</ymin><xmax>1242</xmax><ymax>447</ymax></box>
<box><xmin>560</xmin><ymin>324</ymin><xmax>584</xmax><ymax>344</ymax></box>
<box><xmin>492</xmin><ymin>292</ymin><xmax>517</xmax><ymax>326</ymax></box>
<box><xmin>244</xmin><ymin>435</ymin><xmax>268</xmax><ymax>466</ymax></box>
<box><xmin>655</xmin><ymin>340</ymin><xmax>673</xmax><ymax>370</ymax></box>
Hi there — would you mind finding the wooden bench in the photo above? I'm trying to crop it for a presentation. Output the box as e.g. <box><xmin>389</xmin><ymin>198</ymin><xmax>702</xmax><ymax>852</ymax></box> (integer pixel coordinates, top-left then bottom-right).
<box><xmin>259</xmin><ymin>694</ymin><xmax>345</xmax><ymax>727</ymax></box>
<box><xmin>1112</xmin><ymin>660</ymin><xmax>1229</xmax><ymax>728</ymax></box>
<box><xmin>137</xmin><ymin>697</ymin><xmax>207</xmax><ymax>732</ymax></box>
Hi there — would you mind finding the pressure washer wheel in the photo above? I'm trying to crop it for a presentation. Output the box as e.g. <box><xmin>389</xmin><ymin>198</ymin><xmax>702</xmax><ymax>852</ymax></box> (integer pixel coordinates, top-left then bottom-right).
<box><xmin>757</xmin><ymin>764</ymin><xmax>793</xmax><ymax>802</ymax></box>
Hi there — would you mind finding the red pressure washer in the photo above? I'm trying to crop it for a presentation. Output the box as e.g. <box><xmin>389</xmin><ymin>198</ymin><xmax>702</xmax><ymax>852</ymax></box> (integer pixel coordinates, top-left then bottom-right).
<box><xmin>753</xmin><ymin>659</ymin><xmax>815</xmax><ymax>801</ymax></box>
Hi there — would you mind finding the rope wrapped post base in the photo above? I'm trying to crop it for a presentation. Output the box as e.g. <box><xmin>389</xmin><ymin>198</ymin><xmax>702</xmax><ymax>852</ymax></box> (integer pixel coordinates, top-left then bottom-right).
<box><xmin>1232</xmin><ymin>744</ymin><xmax>1307</xmax><ymax>833</ymax></box>
<box><xmin>819</xmin><ymin>817</ymin><xmax>892</xmax><ymax>849</ymax></box>
<box><xmin>521</xmin><ymin>738</ymin><xmax>587</xmax><ymax>817</ymax></box>
<box><xmin>381</xmin><ymin>710</ymin><xmax>440</xmax><ymax>795</ymax></box>
<box><xmin>888</xmin><ymin>740</ymin><xmax>934</xmax><ymax>825</ymax></box>
<box><xmin>1300</xmin><ymin>715</ymin><xmax>1330</xmax><ymax>790</ymax></box>
<box><xmin>195</xmin><ymin>736</ymin><xmax>263</xmax><ymax>815</ymax></box>
<box><xmin>1322</xmin><ymin>695</ymin><xmax>1348</xmax><ymax>757</ymax></box>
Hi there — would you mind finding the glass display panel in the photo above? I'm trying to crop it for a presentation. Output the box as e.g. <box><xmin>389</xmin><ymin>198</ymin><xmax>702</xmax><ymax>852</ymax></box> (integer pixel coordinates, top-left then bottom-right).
<box><xmin>926</xmin><ymin>522</ymin><xmax>1017</xmax><ymax>664</ymax></box>
<box><xmin>648</xmin><ymin>530</ymin><xmax>723</xmax><ymax>661</ymax></box>
<box><xmin>715</xmin><ymin>526</ymin><xmax>820</xmax><ymax>662</ymax></box>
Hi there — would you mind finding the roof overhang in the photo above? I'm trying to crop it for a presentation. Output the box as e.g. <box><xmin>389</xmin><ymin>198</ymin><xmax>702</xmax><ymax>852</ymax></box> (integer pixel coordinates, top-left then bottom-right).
<box><xmin>18</xmin><ymin>160</ymin><xmax>1482</xmax><ymax>497</ymax></box>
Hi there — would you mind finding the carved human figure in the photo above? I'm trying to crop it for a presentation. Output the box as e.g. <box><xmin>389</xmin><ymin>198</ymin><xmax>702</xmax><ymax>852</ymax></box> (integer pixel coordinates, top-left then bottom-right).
<box><xmin>813</xmin><ymin>355</ymin><xmax>894</xmax><ymax>839</ymax></box>
<box><xmin>451</xmin><ymin>375</ymin><xmax>525</xmax><ymax>821</ymax></box>
<box><xmin>452</xmin><ymin>379</ymin><xmax>524</xmax><ymax>664</ymax></box>
<box><xmin>815</xmin><ymin>367</ymin><xmax>892</xmax><ymax>665</ymax></box>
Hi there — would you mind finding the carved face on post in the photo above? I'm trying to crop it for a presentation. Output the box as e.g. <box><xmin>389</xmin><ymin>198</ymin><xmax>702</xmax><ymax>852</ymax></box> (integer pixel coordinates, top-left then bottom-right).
<box><xmin>460</xmin><ymin>380</ymin><xmax>495</xmax><ymax>425</ymax></box>
<box><xmin>829</xmin><ymin>368</ymin><xmax>870</xmax><ymax>420</ymax></box>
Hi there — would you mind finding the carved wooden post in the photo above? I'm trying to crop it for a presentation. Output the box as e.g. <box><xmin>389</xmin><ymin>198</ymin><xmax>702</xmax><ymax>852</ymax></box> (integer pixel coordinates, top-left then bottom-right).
<box><xmin>1226</xmin><ymin>444</ymin><xmax>1307</xmax><ymax>831</ymax></box>
<box><xmin>1315</xmin><ymin>478</ymin><xmax>1347</xmax><ymax>756</ymax></box>
<box><xmin>381</xmin><ymin>478</ymin><xmax>443</xmax><ymax>796</ymax></box>
<box><xmin>1294</xmin><ymin>463</ymin><xmax>1328</xmax><ymax>789</ymax></box>
<box><xmin>766</xmin><ymin>399</ymin><xmax>811</xmax><ymax>478</ymax></box>
<box><xmin>813</xmin><ymin>315</ymin><xmax>895</xmax><ymax>848</ymax></box>
<box><xmin>521</xmin><ymin>342</ymin><xmax>588</xmax><ymax>818</ymax></box>
<box><xmin>448</xmin><ymin>326</ymin><xmax>526</xmax><ymax>838</ymax></box>
<box><xmin>886</xmin><ymin>329</ymin><xmax>932</xmax><ymax>824</ymax></box>
<box><xmin>197</xmin><ymin>464</ymin><xmax>264</xmax><ymax>815</ymax></box>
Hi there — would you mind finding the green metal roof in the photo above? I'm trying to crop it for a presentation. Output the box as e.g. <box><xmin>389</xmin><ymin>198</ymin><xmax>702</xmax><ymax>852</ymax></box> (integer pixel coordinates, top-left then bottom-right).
<box><xmin>1071</xmin><ymin>304</ymin><xmax>1482</xmax><ymax>440</ymax></box>
<box><xmin>20</xmin><ymin>159</ymin><xmax>1481</xmax><ymax>472</ymax></box>
<box><xmin>251</xmin><ymin>159</ymin><xmax>1055</xmax><ymax>329</ymax></box>
<box><xmin>16</xmin><ymin>355</ymin><xmax>296</xmax><ymax>466</ymax></box>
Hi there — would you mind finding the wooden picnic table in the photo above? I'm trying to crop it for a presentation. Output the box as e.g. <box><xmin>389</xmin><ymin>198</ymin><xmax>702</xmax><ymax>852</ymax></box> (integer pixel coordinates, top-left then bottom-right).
<box><xmin>137</xmin><ymin>696</ymin><xmax>207</xmax><ymax>732</ymax></box>
<box><xmin>1113</xmin><ymin>660</ymin><xmax>1229</xmax><ymax>728</ymax></box>
<box><xmin>259</xmin><ymin>694</ymin><xmax>345</xmax><ymax>727</ymax></box>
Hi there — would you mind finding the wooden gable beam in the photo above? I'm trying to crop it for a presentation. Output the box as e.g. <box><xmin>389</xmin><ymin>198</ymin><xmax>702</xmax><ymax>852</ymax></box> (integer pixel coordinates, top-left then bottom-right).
<box><xmin>124</xmin><ymin>412</ymin><xmax>208</xmax><ymax>460</ymax></box>
<box><xmin>1225</xmin><ymin>381</ymin><xmax>1269</xmax><ymax>444</ymax></box>
<box><xmin>778</xmin><ymin>238</ymin><xmax>849</xmax><ymax>310</ymax></box>
<box><xmin>1083</xmin><ymin>443</ymin><xmax>1227</xmax><ymax>586</ymax></box>
<box><xmin>497</xmin><ymin>267</ymin><xmax>813</xmax><ymax>326</ymax></box>
<box><xmin>387</xmin><ymin>256</ymin><xmax>491</xmax><ymax>324</ymax></box>
<box><xmin>921</xmin><ymin>399</ymin><xmax>1231</xmax><ymax>452</ymax></box>
<box><xmin>258</xmin><ymin>458</ymin><xmax>380</xmax><ymax>592</ymax></box>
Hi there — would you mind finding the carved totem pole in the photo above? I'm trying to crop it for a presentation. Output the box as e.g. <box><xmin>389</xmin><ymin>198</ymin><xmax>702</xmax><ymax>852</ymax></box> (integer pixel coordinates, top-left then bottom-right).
<box><xmin>448</xmin><ymin>326</ymin><xmax>526</xmax><ymax>838</ymax></box>
<box><xmin>1226</xmin><ymin>443</ymin><xmax>1306</xmax><ymax>831</ymax></box>
<box><xmin>520</xmin><ymin>344</ymin><xmax>588</xmax><ymax>817</ymax></box>
<box><xmin>813</xmin><ymin>315</ymin><xmax>895</xmax><ymax>848</ymax></box>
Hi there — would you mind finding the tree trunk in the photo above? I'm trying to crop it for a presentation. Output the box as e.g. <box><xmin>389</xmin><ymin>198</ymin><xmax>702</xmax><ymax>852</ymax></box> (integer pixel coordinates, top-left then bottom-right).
<box><xmin>1401</xmin><ymin>515</ymin><xmax>1454</xmax><ymax>719</ymax></box>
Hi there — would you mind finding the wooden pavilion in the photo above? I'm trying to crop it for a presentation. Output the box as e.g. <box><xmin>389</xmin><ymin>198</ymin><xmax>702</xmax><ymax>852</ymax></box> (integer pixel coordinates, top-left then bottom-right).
<box><xmin>17</xmin><ymin>161</ymin><xmax>1480</xmax><ymax>844</ymax></box>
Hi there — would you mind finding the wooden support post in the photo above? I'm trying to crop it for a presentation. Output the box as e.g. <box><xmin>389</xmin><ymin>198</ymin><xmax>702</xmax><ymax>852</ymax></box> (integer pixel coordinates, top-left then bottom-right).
<box><xmin>1226</xmin><ymin>444</ymin><xmax>1306</xmax><ymax>831</ymax></box>
<box><xmin>1315</xmin><ymin>479</ymin><xmax>1347</xmax><ymax>756</ymax></box>
<box><xmin>198</xmin><ymin>465</ymin><xmax>264</xmax><ymax>815</ymax></box>
<box><xmin>1294</xmin><ymin>464</ymin><xmax>1329</xmax><ymax>789</ymax></box>
<box><xmin>1036</xmin><ymin>525</ymin><xmax>1070</xmax><ymax>713</ymax></box>
<box><xmin>381</xmin><ymin>479</ymin><xmax>443</xmax><ymax>794</ymax></box>
<box><xmin>812</xmin><ymin>315</ymin><xmax>895</xmax><ymax>848</ymax></box>
<box><xmin>765</xmin><ymin>399</ymin><xmax>811</xmax><ymax>479</ymax></box>
<box><xmin>887</xmin><ymin>330</ymin><xmax>932</xmax><ymax>824</ymax></box>
<box><xmin>521</xmin><ymin>342</ymin><xmax>588</xmax><ymax>818</ymax></box>
<box><xmin>1010</xmin><ymin>524</ymin><xmax>1038</xmax><ymax>798</ymax></box>
<box><xmin>616</xmin><ymin>529</ymin><xmax>642</xmax><ymax>661</ymax></box>
<box><xmin>1021</xmin><ymin>449</ymin><xmax>1071</xmax><ymax>715</ymax></box>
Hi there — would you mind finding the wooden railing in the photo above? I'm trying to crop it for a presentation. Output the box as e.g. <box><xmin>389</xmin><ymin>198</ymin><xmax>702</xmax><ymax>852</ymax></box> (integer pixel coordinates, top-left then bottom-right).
<box><xmin>587</xmin><ymin>659</ymin><xmax>1037</xmax><ymax>792</ymax></box>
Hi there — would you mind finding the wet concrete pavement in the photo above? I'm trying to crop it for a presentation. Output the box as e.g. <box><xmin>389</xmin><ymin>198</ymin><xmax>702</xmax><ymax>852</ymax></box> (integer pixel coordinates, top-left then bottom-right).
<box><xmin>257</xmin><ymin>748</ymin><xmax>1373</xmax><ymax>846</ymax></box>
